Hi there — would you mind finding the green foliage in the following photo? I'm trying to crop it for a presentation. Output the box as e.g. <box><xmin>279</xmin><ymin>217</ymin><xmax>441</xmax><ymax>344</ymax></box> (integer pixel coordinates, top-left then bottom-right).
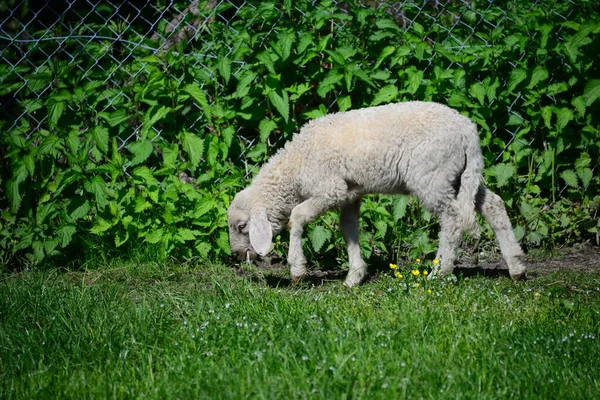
<box><xmin>1</xmin><ymin>0</ymin><xmax>599</xmax><ymax>268</ymax></box>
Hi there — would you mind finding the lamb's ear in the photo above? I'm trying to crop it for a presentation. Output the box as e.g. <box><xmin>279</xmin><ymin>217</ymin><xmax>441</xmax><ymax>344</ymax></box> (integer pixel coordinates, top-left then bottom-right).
<box><xmin>249</xmin><ymin>207</ymin><xmax>272</xmax><ymax>256</ymax></box>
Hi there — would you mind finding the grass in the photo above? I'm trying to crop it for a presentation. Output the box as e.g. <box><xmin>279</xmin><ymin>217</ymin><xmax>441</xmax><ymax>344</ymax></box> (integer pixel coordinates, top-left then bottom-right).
<box><xmin>1</xmin><ymin>260</ymin><xmax>599</xmax><ymax>399</ymax></box>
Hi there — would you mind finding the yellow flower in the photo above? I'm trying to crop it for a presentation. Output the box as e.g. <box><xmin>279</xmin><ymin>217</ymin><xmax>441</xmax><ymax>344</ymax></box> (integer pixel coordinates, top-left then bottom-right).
<box><xmin>416</xmin><ymin>258</ymin><xmax>421</xmax><ymax>263</ymax></box>
<box><xmin>427</xmin><ymin>289</ymin><xmax>432</xmax><ymax>294</ymax></box>
<box><xmin>534</xmin><ymin>292</ymin><xmax>541</xmax><ymax>297</ymax></box>
<box><xmin>433</xmin><ymin>259</ymin><xmax>440</xmax><ymax>265</ymax></box>
<box><xmin>423</xmin><ymin>270</ymin><xmax>429</xmax><ymax>276</ymax></box>
<box><xmin>395</xmin><ymin>271</ymin><xmax>403</xmax><ymax>279</ymax></box>
<box><xmin>413</xmin><ymin>283</ymin><xmax>420</xmax><ymax>288</ymax></box>
<box><xmin>389</xmin><ymin>263</ymin><xmax>397</xmax><ymax>270</ymax></box>
<box><xmin>411</xmin><ymin>269</ymin><xmax>420</xmax><ymax>277</ymax></box>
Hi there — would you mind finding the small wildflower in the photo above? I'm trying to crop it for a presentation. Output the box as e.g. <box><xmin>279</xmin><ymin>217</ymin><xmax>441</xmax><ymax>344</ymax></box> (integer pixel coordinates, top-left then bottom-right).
<box><xmin>433</xmin><ymin>259</ymin><xmax>440</xmax><ymax>265</ymax></box>
<box><xmin>413</xmin><ymin>283</ymin><xmax>421</xmax><ymax>288</ymax></box>
<box><xmin>423</xmin><ymin>270</ymin><xmax>429</xmax><ymax>276</ymax></box>
<box><xmin>411</xmin><ymin>269</ymin><xmax>420</xmax><ymax>277</ymax></box>
<box><xmin>389</xmin><ymin>263</ymin><xmax>397</xmax><ymax>270</ymax></box>
<box><xmin>428</xmin><ymin>289</ymin><xmax>432</xmax><ymax>294</ymax></box>
<box><xmin>416</xmin><ymin>258</ymin><xmax>421</xmax><ymax>263</ymax></box>
<box><xmin>395</xmin><ymin>271</ymin><xmax>403</xmax><ymax>279</ymax></box>
<box><xmin>534</xmin><ymin>292</ymin><xmax>541</xmax><ymax>297</ymax></box>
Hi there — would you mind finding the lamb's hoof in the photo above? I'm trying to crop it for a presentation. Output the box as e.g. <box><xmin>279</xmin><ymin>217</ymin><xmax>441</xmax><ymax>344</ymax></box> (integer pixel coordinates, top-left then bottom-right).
<box><xmin>290</xmin><ymin>263</ymin><xmax>307</xmax><ymax>284</ymax></box>
<box><xmin>343</xmin><ymin>270</ymin><xmax>366</xmax><ymax>288</ymax></box>
<box><xmin>291</xmin><ymin>274</ymin><xmax>306</xmax><ymax>284</ymax></box>
<box><xmin>508</xmin><ymin>259</ymin><xmax>527</xmax><ymax>281</ymax></box>
<box><xmin>510</xmin><ymin>270</ymin><xmax>527</xmax><ymax>281</ymax></box>
<box><xmin>428</xmin><ymin>268</ymin><xmax>452</xmax><ymax>280</ymax></box>
<box><xmin>343</xmin><ymin>278</ymin><xmax>360</xmax><ymax>288</ymax></box>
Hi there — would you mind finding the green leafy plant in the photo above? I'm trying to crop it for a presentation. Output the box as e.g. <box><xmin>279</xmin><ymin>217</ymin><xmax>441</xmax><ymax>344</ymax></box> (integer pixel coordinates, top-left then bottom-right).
<box><xmin>1</xmin><ymin>0</ymin><xmax>599</xmax><ymax>269</ymax></box>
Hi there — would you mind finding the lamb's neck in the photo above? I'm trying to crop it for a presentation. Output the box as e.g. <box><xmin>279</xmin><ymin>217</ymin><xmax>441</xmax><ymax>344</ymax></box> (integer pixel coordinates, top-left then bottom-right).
<box><xmin>253</xmin><ymin>175</ymin><xmax>300</xmax><ymax>234</ymax></box>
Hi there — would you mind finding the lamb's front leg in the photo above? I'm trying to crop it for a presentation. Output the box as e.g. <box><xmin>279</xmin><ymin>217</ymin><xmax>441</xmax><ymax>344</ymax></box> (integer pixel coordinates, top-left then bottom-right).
<box><xmin>340</xmin><ymin>199</ymin><xmax>367</xmax><ymax>288</ymax></box>
<box><xmin>288</xmin><ymin>197</ymin><xmax>336</xmax><ymax>282</ymax></box>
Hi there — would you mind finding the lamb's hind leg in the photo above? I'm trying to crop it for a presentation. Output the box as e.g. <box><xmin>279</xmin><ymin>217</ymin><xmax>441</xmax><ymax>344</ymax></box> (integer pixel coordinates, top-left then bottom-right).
<box><xmin>340</xmin><ymin>199</ymin><xmax>367</xmax><ymax>288</ymax></box>
<box><xmin>476</xmin><ymin>185</ymin><xmax>526</xmax><ymax>279</ymax></box>
<box><xmin>430</xmin><ymin>207</ymin><xmax>464</xmax><ymax>278</ymax></box>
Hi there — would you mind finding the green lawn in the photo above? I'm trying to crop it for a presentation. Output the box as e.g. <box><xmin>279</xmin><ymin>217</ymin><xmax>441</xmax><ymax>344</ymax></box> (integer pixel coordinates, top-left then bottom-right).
<box><xmin>1</xmin><ymin>261</ymin><xmax>599</xmax><ymax>399</ymax></box>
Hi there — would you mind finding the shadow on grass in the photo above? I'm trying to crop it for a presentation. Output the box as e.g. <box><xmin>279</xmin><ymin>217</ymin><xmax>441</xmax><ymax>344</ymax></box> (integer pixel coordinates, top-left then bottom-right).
<box><xmin>235</xmin><ymin>253</ymin><xmax>523</xmax><ymax>289</ymax></box>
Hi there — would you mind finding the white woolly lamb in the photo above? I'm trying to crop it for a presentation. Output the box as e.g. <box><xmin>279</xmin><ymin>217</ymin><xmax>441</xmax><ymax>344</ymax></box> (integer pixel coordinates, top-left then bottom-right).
<box><xmin>227</xmin><ymin>101</ymin><xmax>526</xmax><ymax>287</ymax></box>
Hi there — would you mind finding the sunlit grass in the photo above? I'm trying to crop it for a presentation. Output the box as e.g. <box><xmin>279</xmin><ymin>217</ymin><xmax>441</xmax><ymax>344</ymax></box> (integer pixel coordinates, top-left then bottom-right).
<box><xmin>1</xmin><ymin>261</ymin><xmax>599</xmax><ymax>399</ymax></box>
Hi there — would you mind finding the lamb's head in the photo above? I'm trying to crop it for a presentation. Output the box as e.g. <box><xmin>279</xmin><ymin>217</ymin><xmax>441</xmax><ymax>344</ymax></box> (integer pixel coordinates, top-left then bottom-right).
<box><xmin>227</xmin><ymin>187</ymin><xmax>273</xmax><ymax>262</ymax></box>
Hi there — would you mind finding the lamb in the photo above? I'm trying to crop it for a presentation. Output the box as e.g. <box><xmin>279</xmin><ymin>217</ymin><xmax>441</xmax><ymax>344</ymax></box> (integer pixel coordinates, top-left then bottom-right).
<box><xmin>227</xmin><ymin>101</ymin><xmax>526</xmax><ymax>287</ymax></box>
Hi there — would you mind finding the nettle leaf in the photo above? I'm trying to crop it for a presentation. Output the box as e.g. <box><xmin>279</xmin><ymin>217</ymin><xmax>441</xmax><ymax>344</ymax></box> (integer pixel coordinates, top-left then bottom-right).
<box><xmin>127</xmin><ymin>139</ymin><xmax>153</xmax><ymax>166</ymax></box>
<box><xmin>177</xmin><ymin>228</ymin><xmax>196</xmax><ymax>241</ymax></box>
<box><xmin>555</xmin><ymin>107</ymin><xmax>574</xmax><ymax>131</ymax></box>
<box><xmin>90</xmin><ymin>218</ymin><xmax>113</xmax><ymax>235</ymax></box>
<box><xmin>115</xmin><ymin>230</ymin><xmax>129</xmax><ymax>247</ymax></box>
<box><xmin>195</xmin><ymin>242</ymin><xmax>211</xmax><ymax>259</ymax></box>
<box><xmin>310</xmin><ymin>225</ymin><xmax>331</xmax><ymax>252</ymax></box>
<box><xmin>48</xmin><ymin>101</ymin><xmax>65</xmax><ymax>128</ymax></box>
<box><xmin>68</xmin><ymin>196</ymin><xmax>90</xmax><ymax>221</ymax></box>
<box><xmin>206</xmin><ymin>136</ymin><xmax>220</xmax><ymax>166</ymax></box>
<box><xmin>184</xmin><ymin>83</ymin><xmax>212</xmax><ymax>121</ymax></box>
<box><xmin>38</xmin><ymin>134</ymin><xmax>62</xmax><ymax>157</ymax></box>
<box><xmin>259</xmin><ymin>119</ymin><xmax>277</xmax><ymax>143</ymax></box>
<box><xmin>181</xmin><ymin>130</ymin><xmax>204</xmax><ymax>171</ymax></box>
<box><xmin>374</xmin><ymin>45</ymin><xmax>396</xmax><ymax>69</ymax></box>
<box><xmin>133</xmin><ymin>166</ymin><xmax>159</xmax><ymax>187</ymax></box>
<box><xmin>560</xmin><ymin>169</ymin><xmax>579</xmax><ymax>188</ymax></box>
<box><xmin>221</xmin><ymin>126</ymin><xmax>235</xmax><ymax>150</ymax></box>
<box><xmin>318</xmin><ymin>70</ymin><xmax>344</xmax><ymax>97</ymax></box>
<box><xmin>528</xmin><ymin>66</ymin><xmax>548</xmax><ymax>89</ymax></box>
<box><xmin>276</xmin><ymin>30</ymin><xmax>295</xmax><ymax>62</ymax></box>
<box><xmin>216</xmin><ymin>230</ymin><xmax>231</xmax><ymax>255</ymax></box>
<box><xmin>257</xmin><ymin>51</ymin><xmax>276</xmax><ymax>75</ymax></box>
<box><xmin>372</xmin><ymin>85</ymin><xmax>398</xmax><ymax>106</ymax></box>
<box><xmin>194</xmin><ymin>201</ymin><xmax>213</xmax><ymax>219</ymax></box>
<box><xmin>583</xmin><ymin>79</ymin><xmax>600</xmax><ymax>106</ymax></box>
<box><xmin>93</xmin><ymin>126</ymin><xmax>109</xmax><ymax>154</ymax></box>
<box><xmin>392</xmin><ymin>195</ymin><xmax>410</xmax><ymax>222</ymax></box>
<box><xmin>571</xmin><ymin>96</ymin><xmax>586</xmax><ymax>117</ymax></box>
<box><xmin>577</xmin><ymin>168</ymin><xmax>593</xmax><ymax>188</ymax></box>
<box><xmin>506</xmin><ymin>68</ymin><xmax>527</xmax><ymax>93</ymax></box>
<box><xmin>337</xmin><ymin>95</ymin><xmax>351</xmax><ymax>112</ymax></box>
<box><xmin>142</xmin><ymin>105</ymin><xmax>171</xmax><ymax>137</ymax></box>
<box><xmin>57</xmin><ymin>225</ymin><xmax>76</xmax><ymax>247</ymax></box>
<box><xmin>98</xmin><ymin>109</ymin><xmax>129</xmax><ymax>127</ymax></box>
<box><xmin>36</xmin><ymin>203</ymin><xmax>55</xmax><ymax>225</ymax></box>
<box><xmin>233</xmin><ymin>71</ymin><xmax>257</xmax><ymax>99</ymax></box>
<box><xmin>217</xmin><ymin>57</ymin><xmax>232</xmax><ymax>83</ymax></box>
<box><xmin>490</xmin><ymin>163</ymin><xmax>516</xmax><ymax>188</ymax></box>
<box><xmin>374</xmin><ymin>219</ymin><xmax>388</xmax><ymax>239</ymax></box>
<box><xmin>541</xmin><ymin>106</ymin><xmax>553</xmax><ymax>129</ymax></box>
<box><xmin>267</xmin><ymin>88</ymin><xmax>290</xmax><ymax>122</ymax></box>
<box><xmin>146</xmin><ymin>228</ymin><xmax>164</xmax><ymax>244</ymax></box>
<box><xmin>469</xmin><ymin>82</ymin><xmax>486</xmax><ymax>105</ymax></box>
<box><xmin>161</xmin><ymin>142</ymin><xmax>178</xmax><ymax>168</ymax></box>
<box><xmin>23</xmin><ymin>153</ymin><xmax>35</xmax><ymax>178</ymax></box>
<box><xmin>84</xmin><ymin>176</ymin><xmax>108</xmax><ymax>209</ymax></box>
<box><xmin>376</xmin><ymin>19</ymin><xmax>401</xmax><ymax>31</ymax></box>
<box><xmin>406</xmin><ymin>68</ymin><xmax>424</xmax><ymax>94</ymax></box>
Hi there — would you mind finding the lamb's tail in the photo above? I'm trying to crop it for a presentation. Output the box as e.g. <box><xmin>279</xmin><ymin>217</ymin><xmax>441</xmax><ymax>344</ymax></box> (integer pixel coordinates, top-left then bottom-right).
<box><xmin>455</xmin><ymin>125</ymin><xmax>484</xmax><ymax>237</ymax></box>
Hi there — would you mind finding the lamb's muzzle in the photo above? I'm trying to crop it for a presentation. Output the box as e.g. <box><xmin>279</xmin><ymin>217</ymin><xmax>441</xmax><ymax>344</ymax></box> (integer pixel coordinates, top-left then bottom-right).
<box><xmin>227</xmin><ymin>101</ymin><xmax>526</xmax><ymax>286</ymax></box>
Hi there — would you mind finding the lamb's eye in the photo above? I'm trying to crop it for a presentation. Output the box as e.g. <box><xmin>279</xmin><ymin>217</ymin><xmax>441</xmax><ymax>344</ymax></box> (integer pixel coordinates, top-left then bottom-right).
<box><xmin>238</xmin><ymin>223</ymin><xmax>247</xmax><ymax>232</ymax></box>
